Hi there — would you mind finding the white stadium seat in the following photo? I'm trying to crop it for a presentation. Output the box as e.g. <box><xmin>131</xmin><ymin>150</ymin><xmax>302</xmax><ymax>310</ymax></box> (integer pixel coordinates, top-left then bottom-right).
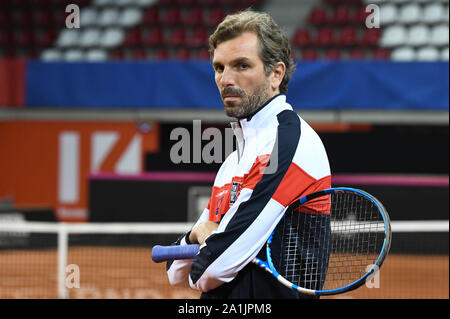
<box><xmin>98</xmin><ymin>8</ymin><xmax>120</xmax><ymax>27</ymax></box>
<box><xmin>423</xmin><ymin>3</ymin><xmax>446</xmax><ymax>24</ymax></box>
<box><xmin>99</xmin><ymin>28</ymin><xmax>125</xmax><ymax>48</ymax></box>
<box><xmin>380</xmin><ymin>25</ymin><xmax>407</xmax><ymax>47</ymax></box>
<box><xmin>441</xmin><ymin>47</ymin><xmax>449</xmax><ymax>60</ymax></box>
<box><xmin>119</xmin><ymin>8</ymin><xmax>143</xmax><ymax>27</ymax></box>
<box><xmin>380</xmin><ymin>4</ymin><xmax>398</xmax><ymax>25</ymax></box>
<box><xmin>416</xmin><ymin>47</ymin><xmax>440</xmax><ymax>61</ymax></box>
<box><xmin>85</xmin><ymin>49</ymin><xmax>108</xmax><ymax>61</ymax></box>
<box><xmin>407</xmin><ymin>25</ymin><xmax>430</xmax><ymax>47</ymax></box>
<box><xmin>78</xmin><ymin>29</ymin><xmax>101</xmax><ymax>48</ymax></box>
<box><xmin>399</xmin><ymin>4</ymin><xmax>422</xmax><ymax>24</ymax></box>
<box><xmin>56</xmin><ymin>29</ymin><xmax>80</xmax><ymax>48</ymax></box>
<box><xmin>64</xmin><ymin>49</ymin><xmax>84</xmax><ymax>61</ymax></box>
<box><xmin>40</xmin><ymin>49</ymin><xmax>62</xmax><ymax>61</ymax></box>
<box><xmin>80</xmin><ymin>8</ymin><xmax>98</xmax><ymax>27</ymax></box>
<box><xmin>391</xmin><ymin>47</ymin><xmax>416</xmax><ymax>61</ymax></box>
<box><xmin>430</xmin><ymin>24</ymin><xmax>449</xmax><ymax>46</ymax></box>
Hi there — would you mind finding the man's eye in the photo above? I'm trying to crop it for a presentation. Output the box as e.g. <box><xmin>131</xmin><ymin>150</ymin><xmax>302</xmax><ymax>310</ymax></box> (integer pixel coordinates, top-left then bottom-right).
<box><xmin>240</xmin><ymin>64</ymin><xmax>248</xmax><ymax>69</ymax></box>
<box><xmin>215</xmin><ymin>65</ymin><xmax>224</xmax><ymax>72</ymax></box>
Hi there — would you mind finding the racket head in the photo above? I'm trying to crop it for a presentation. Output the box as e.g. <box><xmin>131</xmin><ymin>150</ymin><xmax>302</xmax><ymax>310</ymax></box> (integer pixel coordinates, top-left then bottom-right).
<box><xmin>262</xmin><ymin>187</ymin><xmax>391</xmax><ymax>296</ymax></box>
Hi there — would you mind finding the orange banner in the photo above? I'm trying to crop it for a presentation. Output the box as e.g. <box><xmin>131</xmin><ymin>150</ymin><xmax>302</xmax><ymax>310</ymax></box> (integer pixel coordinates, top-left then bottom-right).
<box><xmin>0</xmin><ymin>120</ymin><xmax>160</xmax><ymax>221</ymax></box>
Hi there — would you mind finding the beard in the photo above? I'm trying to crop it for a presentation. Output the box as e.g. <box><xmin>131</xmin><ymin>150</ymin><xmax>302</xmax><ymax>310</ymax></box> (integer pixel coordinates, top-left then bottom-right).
<box><xmin>221</xmin><ymin>80</ymin><xmax>271</xmax><ymax>119</ymax></box>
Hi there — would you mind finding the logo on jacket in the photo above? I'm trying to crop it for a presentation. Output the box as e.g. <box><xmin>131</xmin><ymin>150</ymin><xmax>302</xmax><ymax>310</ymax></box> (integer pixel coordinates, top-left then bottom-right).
<box><xmin>230</xmin><ymin>182</ymin><xmax>241</xmax><ymax>204</ymax></box>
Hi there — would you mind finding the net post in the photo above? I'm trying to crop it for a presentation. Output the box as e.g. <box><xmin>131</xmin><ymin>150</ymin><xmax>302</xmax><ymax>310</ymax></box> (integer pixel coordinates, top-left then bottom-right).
<box><xmin>57</xmin><ymin>224</ymin><xmax>69</xmax><ymax>299</ymax></box>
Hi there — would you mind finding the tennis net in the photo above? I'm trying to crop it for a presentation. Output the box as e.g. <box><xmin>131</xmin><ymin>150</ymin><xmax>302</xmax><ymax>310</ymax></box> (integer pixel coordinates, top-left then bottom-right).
<box><xmin>0</xmin><ymin>220</ymin><xmax>448</xmax><ymax>299</ymax></box>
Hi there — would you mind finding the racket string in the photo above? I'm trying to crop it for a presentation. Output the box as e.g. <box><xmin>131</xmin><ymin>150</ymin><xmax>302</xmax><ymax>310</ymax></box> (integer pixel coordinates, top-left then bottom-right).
<box><xmin>274</xmin><ymin>191</ymin><xmax>385</xmax><ymax>291</ymax></box>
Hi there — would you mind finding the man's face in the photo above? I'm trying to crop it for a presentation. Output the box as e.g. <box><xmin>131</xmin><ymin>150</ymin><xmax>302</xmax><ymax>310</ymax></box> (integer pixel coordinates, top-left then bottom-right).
<box><xmin>212</xmin><ymin>32</ymin><xmax>275</xmax><ymax>119</ymax></box>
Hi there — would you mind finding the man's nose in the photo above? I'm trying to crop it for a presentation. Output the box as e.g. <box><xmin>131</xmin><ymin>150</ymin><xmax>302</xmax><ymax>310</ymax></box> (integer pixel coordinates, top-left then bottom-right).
<box><xmin>219</xmin><ymin>67</ymin><xmax>235</xmax><ymax>87</ymax></box>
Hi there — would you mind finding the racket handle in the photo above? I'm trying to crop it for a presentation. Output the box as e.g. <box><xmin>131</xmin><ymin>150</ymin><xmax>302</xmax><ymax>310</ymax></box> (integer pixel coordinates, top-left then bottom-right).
<box><xmin>152</xmin><ymin>244</ymin><xmax>200</xmax><ymax>263</ymax></box>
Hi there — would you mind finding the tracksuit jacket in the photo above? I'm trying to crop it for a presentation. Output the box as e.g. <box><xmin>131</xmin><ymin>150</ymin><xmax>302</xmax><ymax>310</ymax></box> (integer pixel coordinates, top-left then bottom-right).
<box><xmin>166</xmin><ymin>94</ymin><xmax>331</xmax><ymax>298</ymax></box>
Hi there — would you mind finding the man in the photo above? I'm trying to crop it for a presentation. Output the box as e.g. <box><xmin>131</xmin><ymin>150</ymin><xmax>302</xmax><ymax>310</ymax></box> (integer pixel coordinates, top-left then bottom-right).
<box><xmin>166</xmin><ymin>10</ymin><xmax>331</xmax><ymax>299</ymax></box>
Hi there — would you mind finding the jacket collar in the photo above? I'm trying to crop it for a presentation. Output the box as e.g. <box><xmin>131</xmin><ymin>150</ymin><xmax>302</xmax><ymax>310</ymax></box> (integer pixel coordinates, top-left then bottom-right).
<box><xmin>236</xmin><ymin>94</ymin><xmax>292</xmax><ymax>130</ymax></box>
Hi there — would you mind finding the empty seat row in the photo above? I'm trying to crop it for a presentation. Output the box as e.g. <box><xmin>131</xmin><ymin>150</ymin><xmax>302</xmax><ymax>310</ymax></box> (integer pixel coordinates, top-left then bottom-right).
<box><xmin>391</xmin><ymin>46</ymin><xmax>449</xmax><ymax>61</ymax></box>
<box><xmin>292</xmin><ymin>27</ymin><xmax>381</xmax><ymax>47</ymax></box>
<box><xmin>40</xmin><ymin>47</ymin><xmax>211</xmax><ymax>61</ymax></box>
<box><xmin>141</xmin><ymin>7</ymin><xmax>226</xmax><ymax>26</ymax></box>
<box><xmin>124</xmin><ymin>27</ymin><xmax>208</xmax><ymax>47</ymax></box>
<box><xmin>297</xmin><ymin>48</ymin><xmax>392</xmax><ymax>60</ymax></box>
<box><xmin>308</xmin><ymin>6</ymin><xmax>371</xmax><ymax>25</ymax></box>
<box><xmin>56</xmin><ymin>28</ymin><xmax>125</xmax><ymax>48</ymax></box>
<box><xmin>379</xmin><ymin>3</ymin><xmax>449</xmax><ymax>25</ymax></box>
<box><xmin>55</xmin><ymin>26</ymin><xmax>209</xmax><ymax>48</ymax></box>
<box><xmin>380</xmin><ymin>24</ymin><xmax>449</xmax><ymax>47</ymax></box>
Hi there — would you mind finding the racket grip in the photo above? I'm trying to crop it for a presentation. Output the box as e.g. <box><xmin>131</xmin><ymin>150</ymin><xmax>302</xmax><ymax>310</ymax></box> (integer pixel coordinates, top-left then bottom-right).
<box><xmin>152</xmin><ymin>244</ymin><xmax>200</xmax><ymax>263</ymax></box>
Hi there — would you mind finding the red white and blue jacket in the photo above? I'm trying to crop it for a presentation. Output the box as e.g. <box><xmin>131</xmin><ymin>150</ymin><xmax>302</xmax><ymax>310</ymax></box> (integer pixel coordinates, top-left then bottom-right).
<box><xmin>166</xmin><ymin>94</ymin><xmax>331</xmax><ymax>298</ymax></box>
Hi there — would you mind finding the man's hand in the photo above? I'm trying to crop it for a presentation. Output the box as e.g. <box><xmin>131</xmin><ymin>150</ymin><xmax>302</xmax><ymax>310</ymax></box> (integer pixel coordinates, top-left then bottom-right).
<box><xmin>189</xmin><ymin>221</ymin><xmax>219</xmax><ymax>245</ymax></box>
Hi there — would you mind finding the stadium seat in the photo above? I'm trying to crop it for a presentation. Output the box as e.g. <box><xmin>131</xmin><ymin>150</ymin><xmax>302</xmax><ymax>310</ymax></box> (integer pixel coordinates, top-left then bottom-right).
<box><xmin>124</xmin><ymin>29</ymin><xmax>143</xmax><ymax>46</ymax></box>
<box><xmin>379</xmin><ymin>4</ymin><xmax>398</xmax><ymax>25</ymax></box>
<box><xmin>175</xmin><ymin>48</ymin><xmax>191</xmax><ymax>60</ymax></box>
<box><xmin>196</xmin><ymin>48</ymin><xmax>210</xmax><ymax>60</ymax></box>
<box><xmin>34</xmin><ymin>10</ymin><xmax>55</xmax><ymax>27</ymax></box>
<box><xmin>142</xmin><ymin>28</ymin><xmax>164</xmax><ymax>46</ymax></box>
<box><xmin>15</xmin><ymin>30</ymin><xmax>36</xmax><ymax>47</ymax></box>
<box><xmin>314</xmin><ymin>27</ymin><xmax>334</xmax><ymax>47</ymax></box>
<box><xmin>308</xmin><ymin>8</ymin><xmax>328</xmax><ymax>26</ymax></box>
<box><xmin>38</xmin><ymin>30</ymin><xmax>57</xmax><ymax>47</ymax></box>
<box><xmin>64</xmin><ymin>49</ymin><xmax>84</xmax><ymax>61</ymax></box>
<box><xmin>441</xmin><ymin>47</ymin><xmax>449</xmax><ymax>60</ymax></box>
<box><xmin>330</xmin><ymin>6</ymin><xmax>351</xmax><ymax>25</ymax></box>
<box><xmin>99</xmin><ymin>28</ymin><xmax>125</xmax><ymax>48</ymax></box>
<box><xmin>85</xmin><ymin>49</ymin><xmax>108</xmax><ymax>61</ymax></box>
<box><xmin>14</xmin><ymin>10</ymin><xmax>34</xmax><ymax>28</ymax></box>
<box><xmin>371</xmin><ymin>48</ymin><xmax>390</xmax><ymax>59</ymax></box>
<box><xmin>56</xmin><ymin>29</ymin><xmax>80</xmax><ymax>48</ymax></box>
<box><xmin>132</xmin><ymin>49</ymin><xmax>148</xmax><ymax>60</ymax></box>
<box><xmin>351</xmin><ymin>6</ymin><xmax>370</xmax><ymax>25</ymax></box>
<box><xmin>422</xmin><ymin>3</ymin><xmax>446</xmax><ymax>24</ymax></box>
<box><xmin>183</xmin><ymin>8</ymin><xmax>204</xmax><ymax>26</ymax></box>
<box><xmin>292</xmin><ymin>28</ymin><xmax>312</xmax><ymax>47</ymax></box>
<box><xmin>79</xmin><ymin>29</ymin><xmax>101</xmax><ymax>48</ymax></box>
<box><xmin>205</xmin><ymin>8</ymin><xmax>226</xmax><ymax>27</ymax></box>
<box><xmin>399</xmin><ymin>3</ymin><xmax>422</xmax><ymax>25</ymax></box>
<box><xmin>186</xmin><ymin>28</ymin><xmax>209</xmax><ymax>48</ymax></box>
<box><xmin>407</xmin><ymin>25</ymin><xmax>430</xmax><ymax>47</ymax></box>
<box><xmin>323</xmin><ymin>49</ymin><xmax>341</xmax><ymax>60</ymax></box>
<box><xmin>98</xmin><ymin>8</ymin><xmax>120</xmax><ymax>27</ymax></box>
<box><xmin>40</xmin><ymin>48</ymin><xmax>62</xmax><ymax>61</ymax></box>
<box><xmin>165</xmin><ymin>28</ymin><xmax>186</xmax><ymax>47</ymax></box>
<box><xmin>391</xmin><ymin>46</ymin><xmax>416</xmax><ymax>61</ymax></box>
<box><xmin>380</xmin><ymin>25</ymin><xmax>407</xmax><ymax>47</ymax></box>
<box><xmin>119</xmin><ymin>7</ymin><xmax>143</xmax><ymax>27</ymax></box>
<box><xmin>109</xmin><ymin>48</ymin><xmax>126</xmax><ymax>60</ymax></box>
<box><xmin>335</xmin><ymin>27</ymin><xmax>357</xmax><ymax>47</ymax></box>
<box><xmin>430</xmin><ymin>24</ymin><xmax>449</xmax><ymax>46</ymax></box>
<box><xmin>300</xmin><ymin>49</ymin><xmax>319</xmax><ymax>60</ymax></box>
<box><xmin>142</xmin><ymin>8</ymin><xmax>160</xmax><ymax>25</ymax></box>
<box><xmin>359</xmin><ymin>28</ymin><xmax>381</xmax><ymax>46</ymax></box>
<box><xmin>161</xmin><ymin>7</ymin><xmax>182</xmax><ymax>25</ymax></box>
<box><xmin>416</xmin><ymin>46</ymin><xmax>440</xmax><ymax>61</ymax></box>
<box><xmin>348</xmin><ymin>49</ymin><xmax>366</xmax><ymax>59</ymax></box>
<box><xmin>80</xmin><ymin>7</ymin><xmax>98</xmax><ymax>27</ymax></box>
<box><xmin>154</xmin><ymin>49</ymin><xmax>169</xmax><ymax>60</ymax></box>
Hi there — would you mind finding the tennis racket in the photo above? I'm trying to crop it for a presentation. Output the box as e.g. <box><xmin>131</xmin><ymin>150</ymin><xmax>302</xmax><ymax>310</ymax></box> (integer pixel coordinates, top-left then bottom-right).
<box><xmin>152</xmin><ymin>187</ymin><xmax>391</xmax><ymax>296</ymax></box>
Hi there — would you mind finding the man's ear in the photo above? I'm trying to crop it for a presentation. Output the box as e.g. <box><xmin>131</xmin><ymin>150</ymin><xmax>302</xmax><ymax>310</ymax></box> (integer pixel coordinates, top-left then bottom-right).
<box><xmin>270</xmin><ymin>62</ymin><xmax>286</xmax><ymax>93</ymax></box>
